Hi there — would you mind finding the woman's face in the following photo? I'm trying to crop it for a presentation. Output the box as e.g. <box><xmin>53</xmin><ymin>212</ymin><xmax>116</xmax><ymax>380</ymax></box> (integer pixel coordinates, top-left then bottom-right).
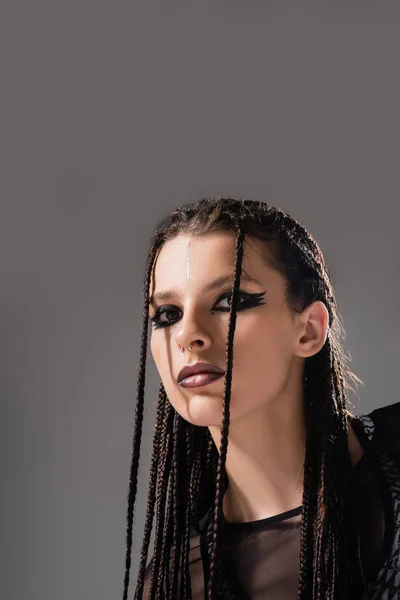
<box><xmin>149</xmin><ymin>231</ymin><xmax>311</xmax><ymax>427</ymax></box>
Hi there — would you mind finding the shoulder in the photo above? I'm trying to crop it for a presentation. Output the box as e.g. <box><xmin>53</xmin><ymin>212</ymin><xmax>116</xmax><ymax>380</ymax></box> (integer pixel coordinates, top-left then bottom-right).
<box><xmin>354</xmin><ymin>402</ymin><xmax>400</xmax><ymax>588</ymax></box>
<box><xmin>353</xmin><ymin>400</ymin><xmax>400</xmax><ymax>435</ymax></box>
<box><xmin>351</xmin><ymin>401</ymin><xmax>400</xmax><ymax>485</ymax></box>
<box><xmin>367</xmin><ymin>400</ymin><xmax>400</xmax><ymax>437</ymax></box>
<box><xmin>355</xmin><ymin>401</ymin><xmax>400</xmax><ymax>450</ymax></box>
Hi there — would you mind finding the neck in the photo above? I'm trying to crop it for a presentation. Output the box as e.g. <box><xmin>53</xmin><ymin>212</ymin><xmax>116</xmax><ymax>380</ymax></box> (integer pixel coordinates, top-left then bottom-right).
<box><xmin>209</xmin><ymin>391</ymin><xmax>363</xmax><ymax>525</ymax></box>
<box><xmin>209</xmin><ymin>387</ymin><xmax>307</xmax><ymax>524</ymax></box>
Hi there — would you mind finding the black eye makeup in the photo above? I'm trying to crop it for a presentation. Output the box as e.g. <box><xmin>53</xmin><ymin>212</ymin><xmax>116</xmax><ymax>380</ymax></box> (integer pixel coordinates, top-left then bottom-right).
<box><xmin>149</xmin><ymin>289</ymin><xmax>266</xmax><ymax>330</ymax></box>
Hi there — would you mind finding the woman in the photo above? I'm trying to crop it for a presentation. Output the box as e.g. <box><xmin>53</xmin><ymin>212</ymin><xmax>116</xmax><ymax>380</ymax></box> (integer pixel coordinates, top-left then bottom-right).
<box><xmin>122</xmin><ymin>198</ymin><xmax>400</xmax><ymax>599</ymax></box>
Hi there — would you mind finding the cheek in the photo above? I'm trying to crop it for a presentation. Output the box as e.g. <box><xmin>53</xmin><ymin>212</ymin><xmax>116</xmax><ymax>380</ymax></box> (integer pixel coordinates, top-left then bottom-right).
<box><xmin>236</xmin><ymin>312</ymin><xmax>293</xmax><ymax>356</ymax></box>
<box><xmin>150</xmin><ymin>334</ymin><xmax>171</xmax><ymax>379</ymax></box>
<box><xmin>231</xmin><ymin>316</ymin><xmax>294</xmax><ymax>393</ymax></box>
<box><xmin>150</xmin><ymin>334</ymin><xmax>184</xmax><ymax>407</ymax></box>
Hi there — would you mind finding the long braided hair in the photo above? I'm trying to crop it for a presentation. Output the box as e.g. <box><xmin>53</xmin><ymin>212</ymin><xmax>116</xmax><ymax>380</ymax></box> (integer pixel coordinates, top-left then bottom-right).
<box><xmin>122</xmin><ymin>197</ymin><xmax>364</xmax><ymax>600</ymax></box>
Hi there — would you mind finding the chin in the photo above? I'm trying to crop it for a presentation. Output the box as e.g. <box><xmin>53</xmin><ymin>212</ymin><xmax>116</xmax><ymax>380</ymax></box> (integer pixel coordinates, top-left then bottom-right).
<box><xmin>180</xmin><ymin>394</ymin><xmax>226</xmax><ymax>427</ymax></box>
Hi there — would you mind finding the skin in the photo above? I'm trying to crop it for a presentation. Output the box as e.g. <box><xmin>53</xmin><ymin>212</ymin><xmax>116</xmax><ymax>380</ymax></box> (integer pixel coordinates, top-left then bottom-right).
<box><xmin>149</xmin><ymin>231</ymin><xmax>364</xmax><ymax>523</ymax></box>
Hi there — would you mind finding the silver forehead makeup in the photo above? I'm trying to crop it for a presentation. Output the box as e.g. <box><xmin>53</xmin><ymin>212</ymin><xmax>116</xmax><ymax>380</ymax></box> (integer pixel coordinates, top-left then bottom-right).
<box><xmin>186</xmin><ymin>237</ymin><xmax>191</xmax><ymax>282</ymax></box>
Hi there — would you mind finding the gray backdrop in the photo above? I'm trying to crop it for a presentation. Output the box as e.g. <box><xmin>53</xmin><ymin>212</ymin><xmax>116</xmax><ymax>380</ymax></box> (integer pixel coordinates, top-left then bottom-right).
<box><xmin>1</xmin><ymin>1</ymin><xmax>399</xmax><ymax>599</ymax></box>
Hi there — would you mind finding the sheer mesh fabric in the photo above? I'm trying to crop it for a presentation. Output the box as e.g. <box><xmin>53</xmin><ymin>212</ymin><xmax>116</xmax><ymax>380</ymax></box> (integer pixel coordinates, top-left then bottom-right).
<box><xmin>142</xmin><ymin>448</ymin><xmax>386</xmax><ymax>599</ymax></box>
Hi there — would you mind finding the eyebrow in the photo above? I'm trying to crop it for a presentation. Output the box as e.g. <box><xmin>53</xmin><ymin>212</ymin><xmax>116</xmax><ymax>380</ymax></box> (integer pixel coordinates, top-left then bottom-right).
<box><xmin>149</xmin><ymin>272</ymin><xmax>263</xmax><ymax>307</ymax></box>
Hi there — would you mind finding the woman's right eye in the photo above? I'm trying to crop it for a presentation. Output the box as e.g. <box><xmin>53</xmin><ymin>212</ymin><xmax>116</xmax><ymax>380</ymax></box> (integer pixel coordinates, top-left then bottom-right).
<box><xmin>150</xmin><ymin>306</ymin><xmax>181</xmax><ymax>329</ymax></box>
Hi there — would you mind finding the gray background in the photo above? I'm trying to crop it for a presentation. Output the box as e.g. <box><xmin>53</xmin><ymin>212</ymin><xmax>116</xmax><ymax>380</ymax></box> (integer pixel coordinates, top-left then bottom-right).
<box><xmin>1</xmin><ymin>1</ymin><xmax>399</xmax><ymax>599</ymax></box>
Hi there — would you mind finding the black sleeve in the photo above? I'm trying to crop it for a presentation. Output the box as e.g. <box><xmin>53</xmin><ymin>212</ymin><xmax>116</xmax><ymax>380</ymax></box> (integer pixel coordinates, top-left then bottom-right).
<box><xmin>369</xmin><ymin>401</ymin><xmax>400</xmax><ymax>467</ymax></box>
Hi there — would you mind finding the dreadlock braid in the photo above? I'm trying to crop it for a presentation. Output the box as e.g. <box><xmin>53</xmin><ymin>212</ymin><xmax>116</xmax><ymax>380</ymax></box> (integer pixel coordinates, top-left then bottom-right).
<box><xmin>181</xmin><ymin>425</ymin><xmax>195</xmax><ymax>600</ymax></box>
<box><xmin>134</xmin><ymin>384</ymin><xmax>167</xmax><ymax>598</ymax></box>
<box><xmin>124</xmin><ymin>197</ymin><xmax>364</xmax><ymax>600</ymax></box>
<box><xmin>123</xmin><ymin>234</ymin><xmax>160</xmax><ymax>600</ymax></box>
<box><xmin>207</xmin><ymin>226</ymin><xmax>245</xmax><ymax>600</ymax></box>
<box><xmin>156</xmin><ymin>414</ymin><xmax>182</xmax><ymax>600</ymax></box>
<box><xmin>168</xmin><ymin>414</ymin><xmax>186</xmax><ymax>598</ymax></box>
<box><xmin>167</xmin><ymin>413</ymin><xmax>182</xmax><ymax>599</ymax></box>
<box><xmin>159</xmin><ymin>452</ymin><xmax>173</xmax><ymax>599</ymax></box>
<box><xmin>188</xmin><ymin>429</ymin><xmax>207</xmax><ymax>527</ymax></box>
<box><xmin>147</xmin><ymin>401</ymin><xmax>174</xmax><ymax>600</ymax></box>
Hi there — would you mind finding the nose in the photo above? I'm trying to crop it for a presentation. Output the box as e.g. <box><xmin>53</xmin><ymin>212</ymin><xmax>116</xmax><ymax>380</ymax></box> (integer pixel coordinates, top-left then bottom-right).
<box><xmin>175</xmin><ymin>321</ymin><xmax>213</xmax><ymax>355</ymax></box>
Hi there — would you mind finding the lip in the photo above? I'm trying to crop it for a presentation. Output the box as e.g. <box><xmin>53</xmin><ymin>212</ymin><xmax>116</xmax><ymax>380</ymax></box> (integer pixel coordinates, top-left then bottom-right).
<box><xmin>179</xmin><ymin>372</ymin><xmax>225</xmax><ymax>388</ymax></box>
<box><xmin>177</xmin><ymin>362</ymin><xmax>225</xmax><ymax>384</ymax></box>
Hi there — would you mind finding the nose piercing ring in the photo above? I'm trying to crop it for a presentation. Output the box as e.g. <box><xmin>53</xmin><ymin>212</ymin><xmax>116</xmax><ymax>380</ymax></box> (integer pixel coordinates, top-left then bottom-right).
<box><xmin>180</xmin><ymin>344</ymin><xmax>193</xmax><ymax>352</ymax></box>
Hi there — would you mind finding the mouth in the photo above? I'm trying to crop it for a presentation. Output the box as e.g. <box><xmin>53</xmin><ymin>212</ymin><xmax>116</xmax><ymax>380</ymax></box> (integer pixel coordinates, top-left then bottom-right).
<box><xmin>178</xmin><ymin>371</ymin><xmax>225</xmax><ymax>389</ymax></box>
<box><xmin>177</xmin><ymin>362</ymin><xmax>225</xmax><ymax>388</ymax></box>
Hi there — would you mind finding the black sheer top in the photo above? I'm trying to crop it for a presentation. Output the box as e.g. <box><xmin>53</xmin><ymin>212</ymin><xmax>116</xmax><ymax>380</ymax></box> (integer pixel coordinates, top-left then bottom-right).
<box><xmin>143</xmin><ymin>434</ymin><xmax>386</xmax><ymax>599</ymax></box>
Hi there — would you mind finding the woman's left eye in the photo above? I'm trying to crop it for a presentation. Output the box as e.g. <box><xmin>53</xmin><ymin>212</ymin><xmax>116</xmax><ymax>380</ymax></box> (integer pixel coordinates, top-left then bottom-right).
<box><xmin>214</xmin><ymin>291</ymin><xmax>246</xmax><ymax>310</ymax></box>
<box><xmin>214</xmin><ymin>290</ymin><xmax>266</xmax><ymax>311</ymax></box>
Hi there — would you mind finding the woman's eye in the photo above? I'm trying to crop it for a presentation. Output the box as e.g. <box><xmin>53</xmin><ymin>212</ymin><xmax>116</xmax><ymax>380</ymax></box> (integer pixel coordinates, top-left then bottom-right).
<box><xmin>214</xmin><ymin>290</ymin><xmax>266</xmax><ymax>312</ymax></box>
<box><xmin>151</xmin><ymin>307</ymin><xmax>181</xmax><ymax>328</ymax></box>
<box><xmin>214</xmin><ymin>292</ymin><xmax>245</xmax><ymax>310</ymax></box>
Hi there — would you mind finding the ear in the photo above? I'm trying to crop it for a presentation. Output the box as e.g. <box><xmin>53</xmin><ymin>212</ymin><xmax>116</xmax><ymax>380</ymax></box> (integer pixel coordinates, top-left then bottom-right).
<box><xmin>294</xmin><ymin>301</ymin><xmax>329</xmax><ymax>358</ymax></box>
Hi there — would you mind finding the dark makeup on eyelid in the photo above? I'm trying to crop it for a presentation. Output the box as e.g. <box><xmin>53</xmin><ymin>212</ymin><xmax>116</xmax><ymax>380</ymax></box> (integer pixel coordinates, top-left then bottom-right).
<box><xmin>150</xmin><ymin>289</ymin><xmax>267</xmax><ymax>330</ymax></box>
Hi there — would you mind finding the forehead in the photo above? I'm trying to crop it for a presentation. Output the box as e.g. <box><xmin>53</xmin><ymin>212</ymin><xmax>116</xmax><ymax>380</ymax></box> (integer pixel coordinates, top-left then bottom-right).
<box><xmin>150</xmin><ymin>232</ymin><xmax>274</xmax><ymax>292</ymax></box>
